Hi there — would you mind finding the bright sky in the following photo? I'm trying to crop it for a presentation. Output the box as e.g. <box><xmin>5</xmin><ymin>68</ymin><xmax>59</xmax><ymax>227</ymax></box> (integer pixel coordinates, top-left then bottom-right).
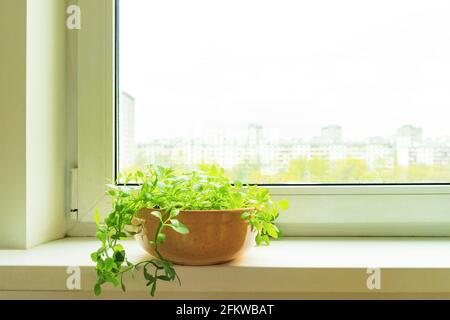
<box><xmin>120</xmin><ymin>0</ymin><xmax>450</xmax><ymax>143</ymax></box>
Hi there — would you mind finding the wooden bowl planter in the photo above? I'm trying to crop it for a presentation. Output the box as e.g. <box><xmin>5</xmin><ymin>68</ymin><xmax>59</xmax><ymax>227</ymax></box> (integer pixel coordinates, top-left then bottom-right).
<box><xmin>133</xmin><ymin>208</ymin><xmax>256</xmax><ymax>265</ymax></box>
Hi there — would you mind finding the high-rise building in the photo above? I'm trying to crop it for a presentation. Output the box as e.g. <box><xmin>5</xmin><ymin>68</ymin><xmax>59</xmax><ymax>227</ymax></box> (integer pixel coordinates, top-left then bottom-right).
<box><xmin>247</xmin><ymin>123</ymin><xmax>263</xmax><ymax>146</ymax></box>
<box><xmin>396</xmin><ymin>125</ymin><xmax>423</xmax><ymax>146</ymax></box>
<box><xmin>321</xmin><ymin>125</ymin><xmax>343</xmax><ymax>144</ymax></box>
<box><xmin>119</xmin><ymin>91</ymin><xmax>136</xmax><ymax>171</ymax></box>
<box><xmin>395</xmin><ymin>125</ymin><xmax>423</xmax><ymax>166</ymax></box>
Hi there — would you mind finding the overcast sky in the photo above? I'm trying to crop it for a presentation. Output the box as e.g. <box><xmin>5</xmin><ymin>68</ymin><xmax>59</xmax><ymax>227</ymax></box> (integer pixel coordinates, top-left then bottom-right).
<box><xmin>120</xmin><ymin>0</ymin><xmax>450</xmax><ymax>143</ymax></box>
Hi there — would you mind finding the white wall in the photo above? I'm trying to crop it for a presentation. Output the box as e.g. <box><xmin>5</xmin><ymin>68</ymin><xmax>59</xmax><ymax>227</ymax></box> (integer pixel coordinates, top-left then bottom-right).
<box><xmin>0</xmin><ymin>0</ymin><xmax>66</xmax><ymax>249</ymax></box>
<box><xmin>0</xmin><ymin>0</ymin><xmax>28</xmax><ymax>249</ymax></box>
<box><xmin>26</xmin><ymin>0</ymin><xmax>66</xmax><ymax>247</ymax></box>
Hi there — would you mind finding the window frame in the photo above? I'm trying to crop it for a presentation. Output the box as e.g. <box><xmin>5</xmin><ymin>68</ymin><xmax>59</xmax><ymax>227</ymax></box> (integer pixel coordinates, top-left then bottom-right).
<box><xmin>68</xmin><ymin>0</ymin><xmax>450</xmax><ymax>237</ymax></box>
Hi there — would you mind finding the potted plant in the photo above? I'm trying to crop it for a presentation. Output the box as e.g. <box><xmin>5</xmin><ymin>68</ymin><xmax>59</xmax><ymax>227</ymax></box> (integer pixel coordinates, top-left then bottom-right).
<box><xmin>91</xmin><ymin>164</ymin><xmax>288</xmax><ymax>296</ymax></box>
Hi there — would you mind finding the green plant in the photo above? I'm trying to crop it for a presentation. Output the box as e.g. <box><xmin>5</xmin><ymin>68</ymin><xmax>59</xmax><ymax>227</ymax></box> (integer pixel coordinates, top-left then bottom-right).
<box><xmin>91</xmin><ymin>164</ymin><xmax>288</xmax><ymax>296</ymax></box>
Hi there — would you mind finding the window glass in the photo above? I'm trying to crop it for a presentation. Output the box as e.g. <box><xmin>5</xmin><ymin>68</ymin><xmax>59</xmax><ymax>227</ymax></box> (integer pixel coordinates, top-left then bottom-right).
<box><xmin>119</xmin><ymin>0</ymin><xmax>450</xmax><ymax>183</ymax></box>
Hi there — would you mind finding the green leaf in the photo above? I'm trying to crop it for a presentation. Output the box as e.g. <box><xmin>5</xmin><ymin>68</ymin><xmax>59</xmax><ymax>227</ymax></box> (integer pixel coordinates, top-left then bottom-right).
<box><xmin>90</xmin><ymin>252</ymin><xmax>98</xmax><ymax>262</ymax></box>
<box><xmin>96</xmin><ymin>230</ymin><xmax>106</xmax><ymax>243</ymax></box>
<box><xmin>143</xmin><ymin>267</ymin><xmax>155</xmax><ymax>282</ymax></box>
<box><xmin>169</xmin><ymin>219</ymin><xmax>189</xmax><ymax>234</ymax></box>
<box><xmin>157</xmin><ymin>275</ymin><xmax>171</xmax><ymax>281</ymax></box>
<box><xmin>110</xmin><ymin>276</ymin><xmax>120</xmax><ymax>287</ymax></box>
<box><xmin>278</xmin><ymin>200</ymin><xmax>289</xmax><ymax>211</ymax></box>
<box><xmin>255</xmin><ymin>234</ymin><xmax>263</xmax><ymax>246</ymax></box>
<box><xmin>136</xmin><ymin>171</ymin><xmax>144</xmax><ymax>178</ymax></box>
<box><xmin>209</xmin><ymin>164</ymin><xmax>218</xmax><ymax>176</ymax></box>
<box><xmin>94</xmin><ymin>283</ymin><xmax>102</xmax><ymax>296</ymax></box>
<box><xmin>94</xmin><ymin>209</ymin><xmax>101</xmax><ymax>227</ymax></box>
<box><xmin>111</xmin><ymin>232</ymin><xmax>127</xmax><ymax>240</ymax></box>
<box><xmin>113</xmin><ymin>244</ymin><xmax>124</xmax><ymax>252</ymax></box>
<box><xmin>230</xmin><ymin>192</ymin><xmax>243</xmax><ymax>209</ymax></box>
<box><xmin>234</xmin><ymin>180</ymin><xmax>243</xmax><ymax>189</ymax></box>
<box><xmin>104</xmin><ymin>258</ymin><xmax>115</xmax><ymax>271</ymax></box>
<box><xmin>150</xmin><ymin>211</ymin><xmax>162</xmax><ymax>219</ymax></box>
<box><xmin>113</xmin><ymin>250</ymin><xmax>125</xmax><ymax>263</ymax></box>
<box><xmin>241</xmin><ymin>211</ymin><xmax>251</xmax><ymax>219</ymax></box>
<box><xmin>161</xmin><ymin>261</ymin><xmax>176</xmax><ymax>280</ymax></box>
<box><xmin>156</xmin><ymin>232</ymin><xmax>166</xmax><ymax>244</ymax></box>
<box><xmin>143</xmin><ymin>193</ymin><xmax>152</xmax><ymax>201</ymax></box>
<box><xmin>150</xmin><ymin>282</ymin><xmax>157</xmax><ymax>296</ymax></box>
<box><xmin>264</xmin><ymin>223</ymin><xmax>279</xmax><ymax>239</ymax></box>
<box><xmin>257</xmin><ymin>188</ymin><xmax>269</xmax><ymax>202</ymax></box>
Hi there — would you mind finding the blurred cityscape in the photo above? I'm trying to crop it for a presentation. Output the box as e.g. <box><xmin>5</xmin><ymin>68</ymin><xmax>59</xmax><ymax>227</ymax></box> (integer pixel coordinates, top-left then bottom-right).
<box><xmin>119</xmin><ymin>92</ymin><xmax>450</xmax><ymax>183</ymax></box>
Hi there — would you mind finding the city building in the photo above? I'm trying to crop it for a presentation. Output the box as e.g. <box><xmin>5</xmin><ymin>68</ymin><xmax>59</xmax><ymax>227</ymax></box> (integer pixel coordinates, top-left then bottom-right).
<box><xmin>119</xmin><ymin>91</ymin><xmax>136</xmax><ymax>170</ymax></box>
<box><xmin>134</xmin><ymin>124</ymin><xmax>450</xmax><ymax>176</ymax></box>
<box><xmin>321</xmin><ymin>125</ymin><xmax>343</xmax><ymax>144</ymax></box>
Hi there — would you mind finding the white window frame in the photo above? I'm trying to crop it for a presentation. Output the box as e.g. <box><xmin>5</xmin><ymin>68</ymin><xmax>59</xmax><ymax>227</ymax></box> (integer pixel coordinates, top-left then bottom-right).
<box><xmin>67</xmin><ymin>0</ymin><xmax>450</xmax><ymax>237</ymax></box>
<box><xmin>66</xmin><ymin>0</ymin><xmax>114</xmax><ymax>236</ymax></box>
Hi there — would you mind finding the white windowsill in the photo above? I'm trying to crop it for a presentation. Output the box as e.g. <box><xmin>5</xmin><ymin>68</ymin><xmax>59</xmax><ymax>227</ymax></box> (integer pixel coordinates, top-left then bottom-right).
<box><xmin>2</xmin><ymin>237</ymin><xmax>450</xmax><ymax>299</ymax></box>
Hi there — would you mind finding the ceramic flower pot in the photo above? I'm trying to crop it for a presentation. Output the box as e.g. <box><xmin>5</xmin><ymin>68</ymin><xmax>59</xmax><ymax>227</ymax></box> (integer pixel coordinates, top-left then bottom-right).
<box><xmin>133</xmin><ymin>208</ymin><xmax>256</xmax><ymax>266</ymax></box>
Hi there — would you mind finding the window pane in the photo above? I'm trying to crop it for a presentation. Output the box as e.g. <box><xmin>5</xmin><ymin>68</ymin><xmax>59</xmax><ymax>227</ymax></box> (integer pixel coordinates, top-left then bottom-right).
<box><xmin>119</xmin><ymin>0</ymin><xmax>450</xmax><ymax>183</ymax></box>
